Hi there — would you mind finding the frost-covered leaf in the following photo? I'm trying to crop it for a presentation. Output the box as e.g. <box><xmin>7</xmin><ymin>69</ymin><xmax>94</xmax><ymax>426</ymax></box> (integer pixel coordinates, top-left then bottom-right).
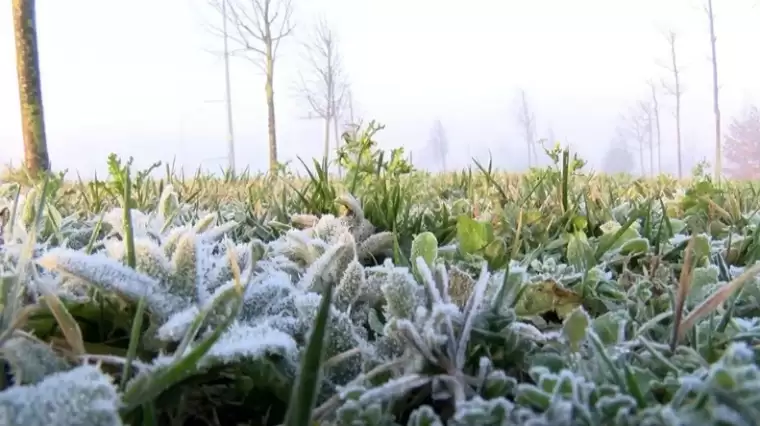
<box><xmin>37</xmin><ymin>248</ymin><xmax>188</xmax><ymax>318</ymax></box>
<box><xmin>0</xmin><ymin>336</ymin><xmax>71</xmax><ymax>385</ymax></box>
<box><xmin>0</xmin><ymin>365</ymin><xmax>122</xmax><ymax>426</ymax></box>
<box><xmin>198</xmin><ymin>321</ymin><xmax>299</xmax><ymax>368</ymax></box>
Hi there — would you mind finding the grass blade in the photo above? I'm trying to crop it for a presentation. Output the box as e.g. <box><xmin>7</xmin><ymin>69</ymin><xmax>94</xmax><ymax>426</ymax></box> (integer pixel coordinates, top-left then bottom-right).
<box><xmin>283</xmin><ymin>266</ymin><xmax>336</xmax><ymax>426</ymax></box>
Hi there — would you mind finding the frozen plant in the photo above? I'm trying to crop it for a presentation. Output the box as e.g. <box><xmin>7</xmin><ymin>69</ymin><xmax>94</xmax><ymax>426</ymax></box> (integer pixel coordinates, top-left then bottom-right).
<box><xmin>0</xmin><ymin>365</ymin><xmax>122</xmax><ymax>426</ymax></box>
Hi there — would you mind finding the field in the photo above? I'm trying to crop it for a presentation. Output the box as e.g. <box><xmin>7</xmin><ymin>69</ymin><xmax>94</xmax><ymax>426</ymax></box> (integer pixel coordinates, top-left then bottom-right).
<box><xmin>1</xmin><ymin>135</ymin><xmax>760</xmax><ymax>426</ymax></box>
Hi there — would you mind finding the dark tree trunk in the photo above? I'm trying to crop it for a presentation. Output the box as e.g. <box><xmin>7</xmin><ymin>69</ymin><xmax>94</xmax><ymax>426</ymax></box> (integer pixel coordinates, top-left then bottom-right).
<box><xmin>13</xmin><ymin>0</ymin><xmax>50</xmax><ymax>177</ymax></box>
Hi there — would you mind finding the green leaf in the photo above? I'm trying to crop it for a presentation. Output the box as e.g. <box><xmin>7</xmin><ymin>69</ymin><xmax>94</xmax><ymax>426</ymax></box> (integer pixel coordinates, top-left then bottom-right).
<box><xmin>410</xmin><ymin>231</ymin><xmax>438</xmax><ymax>278</ymax></box>
<box><xmin>120</xmin><ymin>284</ymin><xmax>243</xmax><ymax>415</ymax></box>
<box><xmin>668</xmin><ymin>218</ymin><xmax>687</xmax><ymax>235</ymax></box>
<box><xmin>562</xmin><ymin>306</ymin><xmax>590</xmax><ymax>352</ymax></box>
<box><xmin>619</xmin><ymin>237</ymin><xmax>650</xmax><ymax>255</ymax></box>
<box><xmin>598</xmin><ymin>220</ymin><xmax>640</xmax><ymax>251</ymax></box>
<box><xmin>692</xmin><ymin>233</ymin><xmax>712</xmax><ymax>262</ymax></box>
<box><xmin>592</xmin><ymin>310</ymin><xmax>628</xmax><ymax>345</ymax></box>
<box><xmin>483</xmin><ymin>239</ymin><xmax>507</xmax><ymax>270</ymax></box>
<box><xmin>456</xmin><ymin>214</ymin><xmax>492</xmax><ymax>254</ymax></box>
<box><xmin>283</xmin><ymin>261</ymin><xmax>337</xmax><ymax>426</ymax></box>
<box><xmin>571</xmin><ymin>215</ymin><xmax>588</xmax><ymax>232</ymax></box>
<box><xmin>566</xmin><ymin>231</ymin><xmax>592</xmax><ymax>270</ymax></box>
<box><xmin>516</xmin><ymin>386</ymin><xmax>551</xmax><ymax>411</ymax></box>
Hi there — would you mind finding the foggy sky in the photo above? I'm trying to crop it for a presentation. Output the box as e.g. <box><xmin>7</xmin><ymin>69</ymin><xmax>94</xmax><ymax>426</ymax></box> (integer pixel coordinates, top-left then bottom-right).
<box><xmin>0</xmin><ymin>0</ymin><xmax>758</xmax><ymax>178</ymax></box>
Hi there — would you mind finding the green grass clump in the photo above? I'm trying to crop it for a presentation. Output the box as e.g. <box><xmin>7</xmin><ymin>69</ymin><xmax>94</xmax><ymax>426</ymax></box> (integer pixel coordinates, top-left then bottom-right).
<box><xmin>2</xmin><ymin>124</ymin><xmax>760</xmax><ymax>425</ymax></box>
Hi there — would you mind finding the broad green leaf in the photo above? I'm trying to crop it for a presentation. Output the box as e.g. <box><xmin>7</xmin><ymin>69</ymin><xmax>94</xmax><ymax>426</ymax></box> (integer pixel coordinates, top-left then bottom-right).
<box><xmin>483</xmin><ymin>239</ymin><xmax>507</xmax><ymax>270</ymax></box>
<box><xmin>592</xmin><ymin>310</ymin><xmax>628</xmax><ymax>345</ymax></box>
<box><xmin>410</xmin><ymin>231</ymin><xmax>438</xmax><ymax>278</ymax></box>
<box><xmin>571</xmin><ymin>215</ymin><xmax>588</xmax><ymax>232</ymax></box>
<box><xmin>599</xmin><ymin>220</ymin><xmax>640</xmax><ymax>252</ymax></box>
<box><xmin>456</xmin><ymin>214</ymin><xmax>491</xmax><ymax>254</ymax></box>
<box><xmin>566</xmin><ymin>231</ymin><xmax>592</xmax><ymax>269</ymax></box>
<box><xmin>692</xmin><ymin>233</ymin><xmax>712</xmax><ymax>263</ymax></box>
<box><xmin>619</xmin><ymin>238</ymin><xmax>650</xmax><ymax>255</ymax></box>
<box><xmin>668</xmin><ymin>218</ymin><xmax>687</xmax><ymax>234</ymax></box>
<box><xmin>562</xmin><ymin>306</ymin><xmax>590</xmax><ymax>352</ymax></box>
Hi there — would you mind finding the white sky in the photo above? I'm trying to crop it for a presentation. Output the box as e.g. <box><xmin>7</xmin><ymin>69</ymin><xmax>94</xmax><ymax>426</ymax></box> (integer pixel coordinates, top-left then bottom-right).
<box><xmin>0</xmin><ymin>0</ymin><xmax>758</xmax><ymax>176</ymax></box>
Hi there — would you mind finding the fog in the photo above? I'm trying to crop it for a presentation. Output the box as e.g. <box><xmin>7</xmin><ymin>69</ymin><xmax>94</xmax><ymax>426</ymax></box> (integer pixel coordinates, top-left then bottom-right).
<box><xmin>1</xmin><ymin>0</ymin><xmax>758</xmax><ymax>177</ymax></box>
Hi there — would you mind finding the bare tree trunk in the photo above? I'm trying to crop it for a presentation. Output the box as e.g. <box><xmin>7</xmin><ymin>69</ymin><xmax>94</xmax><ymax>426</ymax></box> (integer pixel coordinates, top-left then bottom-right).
<box><xmin>707</xmin><ymin>0</ymin><xmax>722</xmax><ymax>182</ymax></box>
<box><xmin>265</xmin><ymin>49</ymin><xmax>278</xmax><ymax>173</ymax></box>
<box><xmin>221</xmin><ymin>0</ymin><xmax>236</xmax><ymax>173</ymax></box>
<box><xmin>648</xmin><ymin>124</ymin><xmax>654</xmax><ymax>176</ymax></box>
<box><xmin>675</xmin><ymin>92</ymin><xmax>682</xmax><ymax>178</ymax></box>
<box><xmin>13</xmin><ymin>0</ymin><xmax>50</xmax><ymax>177</ymax></box>
<box><xmin>322</xmin><ymin>77</ymin><xmax>333</xmax><ymax>171</ymax></box>
<box><xmin>639</xmin><ymin>145</ymin><xmax>645</xmax><ymax>177</ymax></box>
<box><xmin>322</xmin><ymin>114</ymin><xmax>331</xmax><ymax>165</ymax></box>
<box><xmin>208</xmin><ymin>0</ymin><xmax>294</xmax><ymax>174</ymax></box>
<box><xmin>527</xmin><ymin>141</ymin><xmax>534</xmax><ymax>168</ymax></box>
<box><xmin>668</xmin><ymin>33</ymin><xmax>684</xmax><ymax>179</ymax></box>
<box><xmin>517</xmin><ymin>89</ymin><xmax>536</xmax><ymax>168</ymax></box>
<box><xmin>332</xmin><ymin>113</ymin><xmax>340</xmax><ymax>177</ymax></box>
<box><xmin>643</xmin><ymin>103</ymin><xmax>654</xmax><ymax>176</ymax></box>
<box><xmin>650</xmin><ymin>82</ymin><xmax>662</xmax><ymax>175</ymax></box>
<box><xmin>347</xmin><ymin>89</ymin><xmax>356</xmax><ymax>135</ymax></box>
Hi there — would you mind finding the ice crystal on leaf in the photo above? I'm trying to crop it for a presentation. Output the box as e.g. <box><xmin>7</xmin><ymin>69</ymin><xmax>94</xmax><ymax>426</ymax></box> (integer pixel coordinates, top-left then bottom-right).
<box><xmin>0</xmin><ymin>336</ymin><xmax>71</xmax><ymax>385</ymax></box>
<box><xmin>14</xmin><ymin>186</ymin><xmax>760</xmax><ymax>426</ymax></box>
<box><xmin>380</xmin><ymin>261</ymin><xmax>420</xmax><ymax>321</ymax></box>
<box><xmin>297</xmin><ymin>231</ymin><xmax>356</xmax><ymax>293</ymax></box>
<box><xmin>198</xmin><ymin>321</ymin><xmax>299</xmax><ymax>368</ymax></box>
<box><xmin>103</xmin><ymin>208</ymin><xmax>162</xmax><ymax>241</ymax></box>
<box><xmin>335</xmin><ymin>259</ymin><xmax>367</xmax><ymax>311</ymax></box>
<box><xmin>447</xmin><ymin>265</ymin><xmax>476</xmax><ymax>308</ymax></box>
<box><xmin>104</xmin><ymin>237</ymin><xmax>172</xmax><ymax>284</ymax></box>
<box><xmin>155</xmin><ymin>305</ymin><xmax>201</xmax><ymax>341</ymax></box>
<box><xmin>357</xmin><ymin>231</ymin><xmax>395</xmax><ymax>261</ymax></box>
<box><xmin>0</xmin><ymin>365</ymin><xmax>122</xmax><ymax>426</ymax></box>
<box><xmin>37</xmin><ymin>212</ymin><xmax>244</xmax><ymax>323</ymax></box>
<box><xmin>37</xmin><ymin>248</ymin><xmax>188</xmax><ymax>319</ymax></box>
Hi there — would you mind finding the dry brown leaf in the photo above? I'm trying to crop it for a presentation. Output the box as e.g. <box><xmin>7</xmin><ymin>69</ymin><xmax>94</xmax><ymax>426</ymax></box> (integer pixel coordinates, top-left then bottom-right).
<box><xmin>670</xmin><ymin>235</ymin><xmax>696</xmax><ymax>351</ymax></box>
<box><xmin>39</xmin><ymin>289</ymin><xmax>85</xmax><ymax>357</ymax></box>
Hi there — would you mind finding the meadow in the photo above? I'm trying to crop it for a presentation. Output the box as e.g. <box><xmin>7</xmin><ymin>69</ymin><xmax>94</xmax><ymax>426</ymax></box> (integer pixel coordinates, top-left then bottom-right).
<box><xmin>0</xmin><ymin>127</ymin><xmax>759</xmax><ymax>425</ymax></box>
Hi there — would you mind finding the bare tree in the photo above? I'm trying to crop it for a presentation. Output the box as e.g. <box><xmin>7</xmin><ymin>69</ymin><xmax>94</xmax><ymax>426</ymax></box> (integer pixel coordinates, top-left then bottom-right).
<box><xmin>621</xmin><ymin>103</ymin><xmax>652</xmax><ymax>176</ymax></box>
<box><xmin>220</xmin><ymin>0</ymin><xmax>236</xmax><ymax>172</ymax></box>
<box><xmin>723</xmin><ymin>105</ymin><xmax>760</xmax><ymax>179</ymax></box>
<box><xmin>603</xmin><ymin>127</ymin><xmax>635</xmax><ymax>175</ymax></box>
<box><xmin>516</xmin><ymin>89</ymin><xmax>538</xmax><ymax>168</ymax></box>
<box><xmin>208</xmin><ymin>0</ymin><xmax>294</xmax><ymax>173</ymax></box>
<box><xmin>342</xmin><ymin>88</ymin><xmax>365</xmax><ymax>150</ymax></box>
<box><xmin>647</xmin><ymin>79</ymin><xmax>663</xmax><ymax>175</ymax></box>
<box><xmin>344</xmin><ymin>88</ymin><xmax>358</xmax><ymax>137</ymax></box>
<box><xmin>639</xmin><ymin>100</ymin><xmax>655</xmax><ymax>175</ymax></box>
<box><xmin>13</xmin><ymin>0</ymin><xmax>50</xmax><ymax>176</ymax></box>
<box><xmin>705</xmin><ymin>0</ymin><xmax>722</xmax><ymax>182</ymax></box>
<box><xmin>660</xmin><ymin>30</ymin><xmax>685</xmax><ymax>179</ymax></box>
<box><xmin>426</xmin><ymin>119</ymin><xmax>449</xmax><ymax>172</ymax></box>
<box><xmin>296</xmin><ymin>18</ymin><xmax>349</xmax><ymax>172</ymax></box>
